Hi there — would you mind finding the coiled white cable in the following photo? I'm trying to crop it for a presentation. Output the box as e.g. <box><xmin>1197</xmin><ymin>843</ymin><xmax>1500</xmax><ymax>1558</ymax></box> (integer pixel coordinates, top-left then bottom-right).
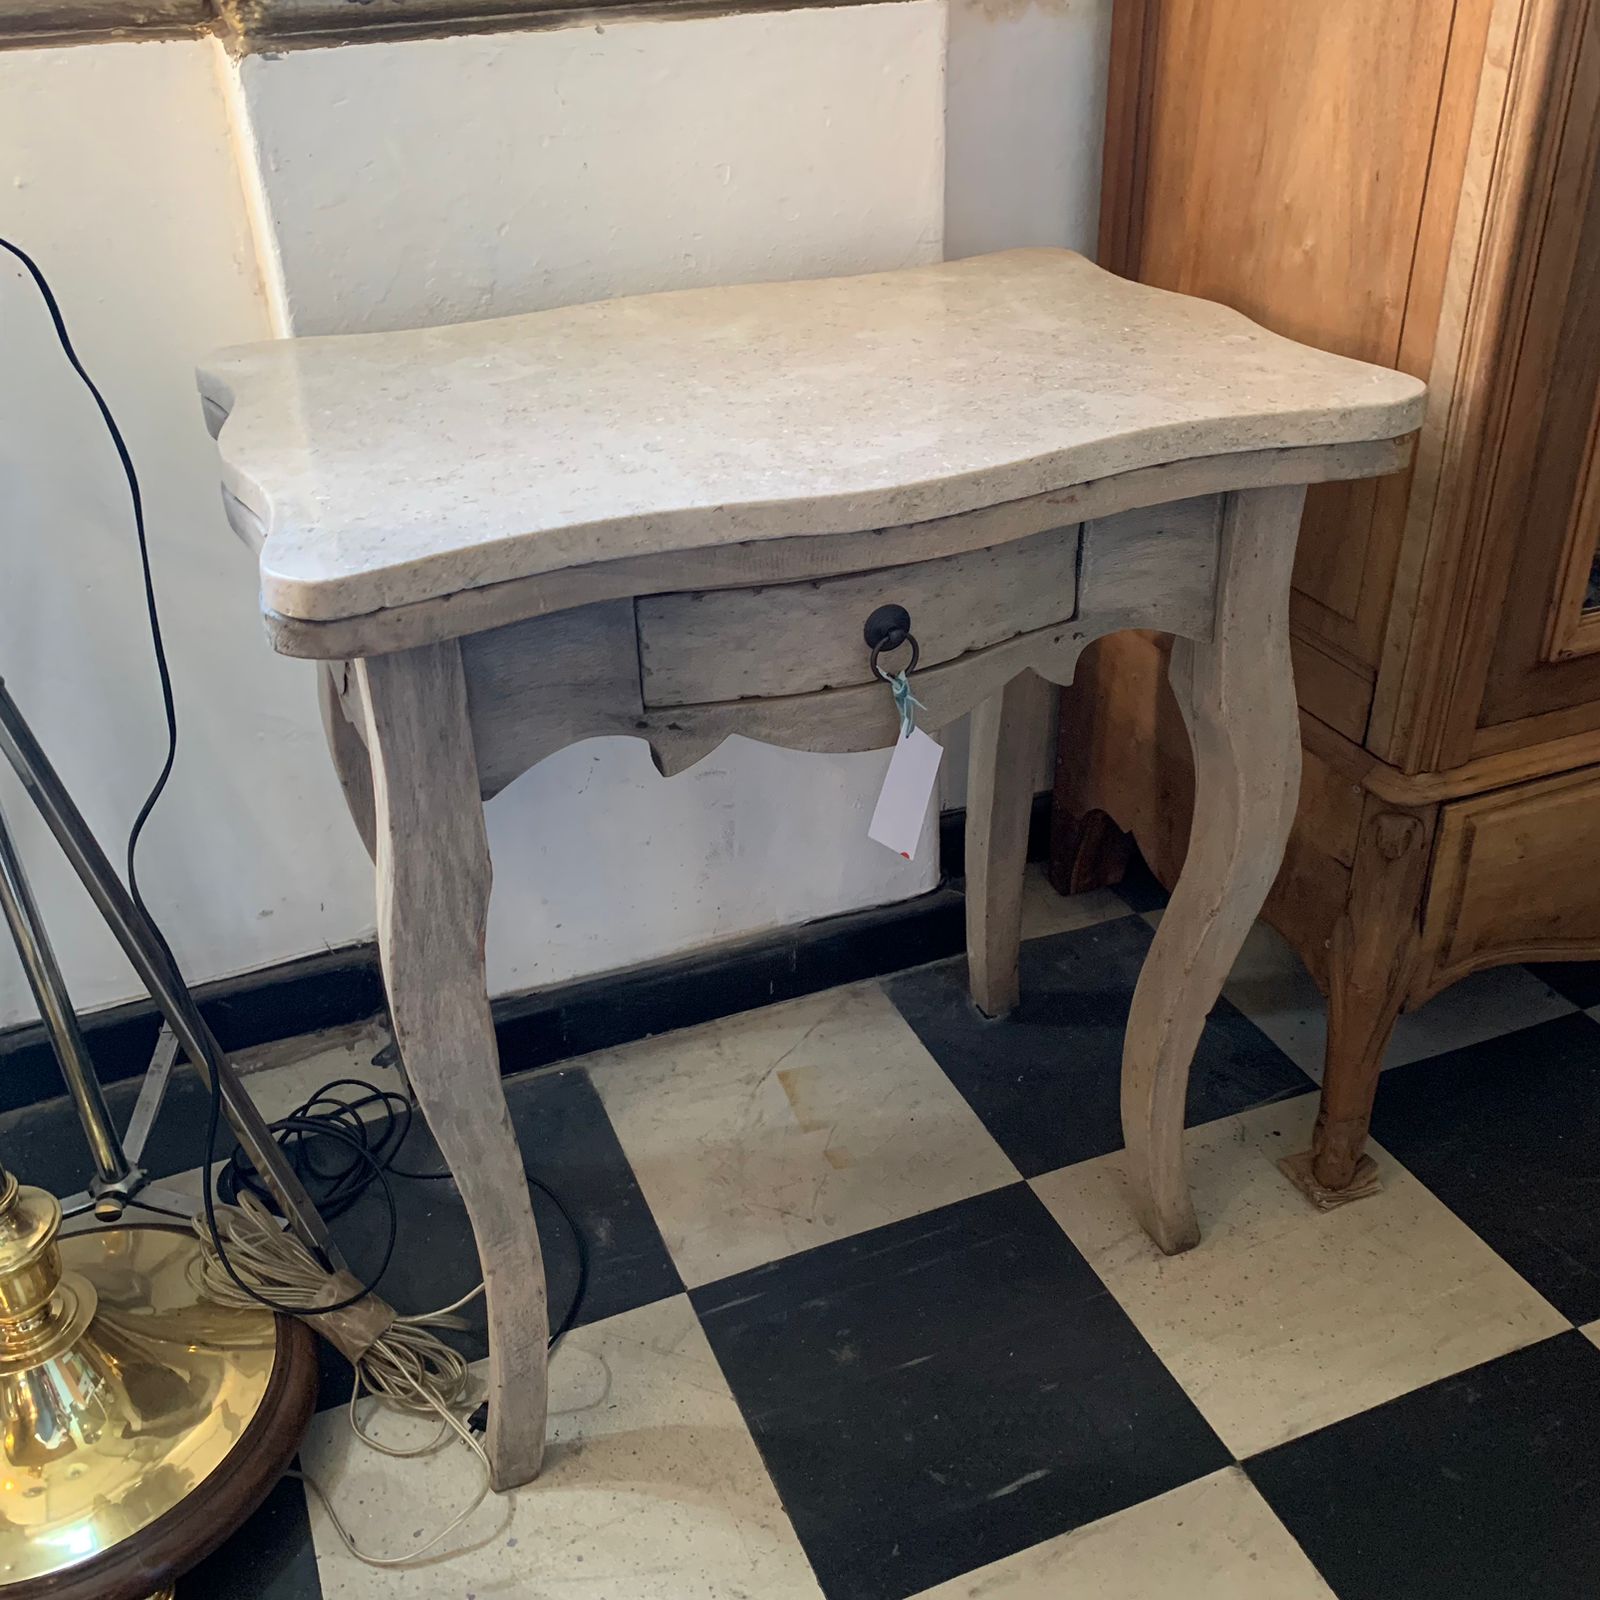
<box><xmin>193</xmin><ymin>1193</ymin><xmax>494</xmax><ymax>1568</ymax></box>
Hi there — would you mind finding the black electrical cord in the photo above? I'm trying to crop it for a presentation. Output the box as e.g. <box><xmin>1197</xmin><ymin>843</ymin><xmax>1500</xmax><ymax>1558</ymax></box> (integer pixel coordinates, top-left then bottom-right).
<box><xmin>0</xmin><ymin>232</ymin><xmax>397</xmax><ymax>1317</ymax></box>
<box><xmin>224</xmin><ymin>1075</ymin><xmax>589</xmax><ymax>1347</ymax></box>
<box><xmin>0</xmin><ymin>238</ymin><xmax>587</xmax><ymax>1347</ymax></box>
<box><xmin>0</xmin><ymin>236</ymin><xmax>176</xmax><ymax>923</ymax></box>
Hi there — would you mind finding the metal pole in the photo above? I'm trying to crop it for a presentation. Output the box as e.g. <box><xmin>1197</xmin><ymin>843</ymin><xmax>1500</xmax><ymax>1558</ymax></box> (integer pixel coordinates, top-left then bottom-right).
<box><xmin>0</xmin><ymin>678</ymin><xmax>342</xmax><ymax>1268</ymax></box>
<box><xmin>0</xmin><ymin>791</ymin><xmax>129</xmax><ymax>1189</ymax></box>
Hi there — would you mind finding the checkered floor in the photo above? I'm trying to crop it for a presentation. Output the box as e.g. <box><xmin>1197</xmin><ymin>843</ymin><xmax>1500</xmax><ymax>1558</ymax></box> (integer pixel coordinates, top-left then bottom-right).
<box><xmin>10</xmin><ymin>865</ymin><xmax>1600</xmax><ymax>1599</ymax></box>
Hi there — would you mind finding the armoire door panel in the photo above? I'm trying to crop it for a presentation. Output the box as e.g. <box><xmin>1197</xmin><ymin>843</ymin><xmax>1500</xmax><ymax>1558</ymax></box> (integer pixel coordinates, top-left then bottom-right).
<box><xmin>1471</xmin><ymin>0</ymin><xmax>1600</xmax><ymax>743</ymax></box>
<box><xmin>1126</xmin><ymin>0</ymin><xmax>1486</xmax><ymax>744</ymax></box>
<box><xmin>1543</xmin><ymin>396</ymin><xmax>1600</xmax><ymax>662</ymax></box>
<box><xmin>1290</xmin><ymin>632</ymin><xmax>1376</xmax><ymax>743</ymax></box>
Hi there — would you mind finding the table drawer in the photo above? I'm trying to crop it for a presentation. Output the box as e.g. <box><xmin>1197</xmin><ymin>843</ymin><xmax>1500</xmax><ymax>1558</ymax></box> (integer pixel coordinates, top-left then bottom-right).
<box><xmin>637</xmin><ymin>522</ymin><xmax>1081</xmax><ymax>707</ymax></box>
<box><xmin>1420</xmin><ymin>762</ymin><xmax>1600</xmax><ymax>994</ymax></box>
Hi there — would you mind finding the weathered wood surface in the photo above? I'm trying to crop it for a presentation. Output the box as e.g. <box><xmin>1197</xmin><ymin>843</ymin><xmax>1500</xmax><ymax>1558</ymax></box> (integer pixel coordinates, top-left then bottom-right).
<box><xmin>457</xmin><ymin>499</ymin><xmax>1227</xmax><ymax>798</ymax></box>
<box><xmin>316</xmin><ymin>662</ymin><xmax>376</xmax><ymax>860</ymax></box>
<box><xmin>357</xmin><ymin>642</ymin><xmax>549</xmax><ymax>1490</ymax></box>
<box><xmin>1076</xmin><ymin>494</ymin><xmax>1220</xmax><ymax>631</ymax></box>
<box><xmin>638</xmin><ymin>524</ymin><xmax>1081</xmax><ymax>705</ymax></box>
<box><xmin>966</xmin><ymin>670</ymin><xmax>1054</xmax><ymax>1016</ymax></box>
<box><xmin>1120</xmin><ymin>485</ymin><xmax>1306</xmax><ymax>1254</ymax></box>
<box><xmin>1294</xmin><ymin>796</ymin><xmax>1434</xmax><ymax>1199</ymax></box>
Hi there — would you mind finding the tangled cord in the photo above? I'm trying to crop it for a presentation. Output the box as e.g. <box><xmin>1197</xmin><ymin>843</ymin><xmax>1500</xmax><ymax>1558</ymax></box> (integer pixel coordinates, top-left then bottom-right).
<box><xmin>198</xmin><ymin>1074</ymin><xmax>589</xmax><ymax>1568</ymax></box>
<box><xmin>196</xmin><ymin>1191</ymin><xmax>491</xmax><ymax>1566</ymax></box>
<box><xmin>216</xmin><ymin>1072</ymin><xmax>589</xmax><ymax>1348</ymax></box>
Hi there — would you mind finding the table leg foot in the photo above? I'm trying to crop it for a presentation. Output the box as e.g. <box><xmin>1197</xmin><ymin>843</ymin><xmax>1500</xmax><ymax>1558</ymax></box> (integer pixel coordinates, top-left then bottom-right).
<box><xmin>1120</xmin><ymin>487</ymin><xmax>1305</xmax><ymax>1256</ymax></box>
<box><xmin>1279</xmin><ymin>1148</ymin><xmax>1383</xmax><ymax>1210</ymax></box>
<box><xmin>1308</xmin><ymin>799</ymin><xmax>1432</xmax><ymax>1194</ymax></box>
<box><xmin>358</xmin><ymin>642</ymin><xmax>549</xmax><ymax>1491</ymax></box>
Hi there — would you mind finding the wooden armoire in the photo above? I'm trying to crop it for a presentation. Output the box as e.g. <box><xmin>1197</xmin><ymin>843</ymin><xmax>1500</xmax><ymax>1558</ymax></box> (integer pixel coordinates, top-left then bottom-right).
<box><xmin>1053</xmin><ymin>0</ymin><xmax>1600</xmax><ymax>1202</ymax></box>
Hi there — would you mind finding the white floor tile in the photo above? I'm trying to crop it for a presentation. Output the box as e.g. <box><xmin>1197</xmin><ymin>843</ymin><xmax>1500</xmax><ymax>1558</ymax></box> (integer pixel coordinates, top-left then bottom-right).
<box><xmin>1033</xmin><ymin>1093</ymin><xmax>1568</xmax><ymax>1458</ymax></box>
<box><xmin>908</xmin><ymin>1468</ymin><xmax>1335</xmax><ymax>1599</ymax></box>
<box><xmin>303</xmin><ymin>1295</ymin><xmax>824</xmax><ymax>1598</ymax></box>
<box><xmin>1385</xmin><ymin>965</ymin><xmax>1575</xmax><ymax>1068</ymax></box>
<box><xmin>1146</xmin><ymin>913</ymin><xmax>1575</xmax><ymax>1081</ymax></box>
<box><xmin>587</xmin><ymin>981</ymin><xmax>1018</xmax><ymax>1287</ymax></box>
<box><xmin>1019</xmin><ymin>863</ymin><xmax>1130</xmax><ymax>941</ymax></box>
<box><xmin>1582</xmin><ymin>1321</ymin><xmax>1600</xmax><ymax>1353</ymax></box>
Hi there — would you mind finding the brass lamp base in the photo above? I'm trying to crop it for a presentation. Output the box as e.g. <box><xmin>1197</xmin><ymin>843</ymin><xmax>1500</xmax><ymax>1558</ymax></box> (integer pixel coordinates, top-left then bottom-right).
<box><xmin>0</xmin><ymin>1174</ymin><xmax>318</xmax><ymax>1600</ymax></box>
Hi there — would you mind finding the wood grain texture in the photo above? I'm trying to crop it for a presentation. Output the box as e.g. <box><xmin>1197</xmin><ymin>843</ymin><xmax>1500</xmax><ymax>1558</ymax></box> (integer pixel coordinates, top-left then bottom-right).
<box><xmin>1364</xmin><ymin>721</ymin><xmax>1600</xmax><ymax>802</ymax></box>
<box><xmin>965</xmin><ymin>671</ymin><xmax>1053</xmax><ymax>1017</ymax></box>
<box><xmin>1065</xmin><ymin>2</ymin><xmax>1600</xmax><ymax>1177</ymax></box>
<box><xmin>1120</xmin><ymin>486</ymin><xmax>1305</xmax><ymax>1254</ymax></box>
<box><xmin>0</xmin><ymin>0</ymin><xmax>919</xmax><ymax>46</ymax></box>
<box><xmin>1417</xmin><ymin>761</ymin><xmax>1600</xmax><ymax>997</ymax></box>
<box><xmin>457</xmin><ymin>499</ymin><xmax>1230</xmax><ymax>795</ymax></box>
<box><xmin>1111</xmin><ymin>0</ymin><xmax>1474</xmax><ymax>738</ymax></box>
<box><xmin>1075</xmin><ymin>495</ymin><xmax>1219</xmax><ymax>631</ymax></box>
<box><xmin>1097</xmin><ymin>0</ymin><xmax>1161</xmax><ymax>275</ymax></box>
<box><xmin>639</xmin><ymin>612</ymin><xmax>1139</xmax><ymax>780</ymax></box>
<box><xmin>1370</xmin><ymin>0</ymin><xmax>1576</xmax><ymax>768</ymax></box>
<box><xmin>1308</xmin><ymin>797</ymin><xmax>1435</xmax><ymax>1191</ymax></box>
<box><xmin>263</xmin><ymin>441</ymin><xmax>1407</xmax><ymax>662</ymax></box>
<box><xmin>0</xmin><ymin>0</ymin><xmax>208</xmax><ymax>43</ymax></box>
<box><xmin>1289</xmin><ymin>630</ymin><xmax>1376</xmax><ymax>743</ymax></box>
<box><xmin>638</xmin><ymin>524</ymin><xmax>1081</xmax><ymax>705</ymax></box>
<box><xmin>1466</xmin><ymin>1</ymin><xmax>1600</xmax><ymax>739</ymax></box>
<box><xmin>1543</xmin><ymin>393</ymin><xmax>1600</xmax><ymax>662</ymax></box>
<box><xmin>316</xmin><ymin>662</ymin><xmax>376</xmax><ymax>859</ymax></box>
<box><xmin>1051</xmin><ymin>631</ymin><xmax>1193</xmax><ymax>895</ymax></box>
<box><xmin>461</xmin><ymin>600</ymin><xmax>644</xmax><ymax>799</ymax></box>
<box><xmin>357</xmin><ymin>643</ymin><xmax>548</xmax><ymax>1490</ymax></box>
<box><xmin>209</xmin><ymin>0</ymin><xmax>933</xmax><ymax>47</ymax></box>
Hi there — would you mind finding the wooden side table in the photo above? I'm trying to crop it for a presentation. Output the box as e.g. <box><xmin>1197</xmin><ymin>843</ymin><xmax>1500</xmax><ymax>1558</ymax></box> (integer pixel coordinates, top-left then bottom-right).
<box><xmin>199</xmin><ymin>250</ymin><xmax>1423</xmax><ymax>1491</ymax></box>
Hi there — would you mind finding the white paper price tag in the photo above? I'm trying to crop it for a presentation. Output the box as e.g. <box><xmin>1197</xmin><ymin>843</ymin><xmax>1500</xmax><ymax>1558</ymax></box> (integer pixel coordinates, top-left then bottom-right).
<box><xmin>868</xmin><ymin>727</ymin><xmax>943</xmax><ymax>860</ymax></box>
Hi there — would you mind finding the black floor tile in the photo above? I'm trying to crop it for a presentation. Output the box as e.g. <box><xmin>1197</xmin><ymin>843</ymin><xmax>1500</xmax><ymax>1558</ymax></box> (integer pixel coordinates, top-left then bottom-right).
<box><xmin>1371</xmin><ymin>1010</ymin><xmax>1600</xmax><ymax>1323</ymax></box>
<box><xmin>692</xmin><ymin>1183</ymin><xmax>1229</xmax><ymax>1600</ymax></box>
<box><xmin>884</xmin><ymin>916</ymin><xmax>1312</xmax><ymax>1177</ymax></box>
<box><xmin>302</xmin><ymin>1064</ymin><xmax>681</xmax><ymax>1410</ymax></box>
<box><xmin>1110</xmin><ymin>852</ymin><xmax>1169</xmax><ymax>913</ymax></box>
<box><xmin>502</xmin><ymin>1062</ymin><xmax>686</xmax><ymax>1328</ymax></box>
<box><xmin>0</xmin><ymin>1064</ymin><xmax>221</xmax><ymax>1195</ymax></box>
<box><xmin>1525</xmin><ymin>960</ymin><xmax>1600</xmax><ymax>1009</ymax></box>
<box><xmin>1248</xmin><ymin>1332</ymin><xmax>1600</xmax><ymax>1600</ymax></box>
<box><xmin>179</xmin><ymin>1465</ymin><xmax>322</xmax><ymax>1599</ymax></box>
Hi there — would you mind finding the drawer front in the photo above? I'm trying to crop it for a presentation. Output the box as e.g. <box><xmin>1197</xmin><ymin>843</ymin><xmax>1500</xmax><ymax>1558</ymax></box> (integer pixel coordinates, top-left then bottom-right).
<box><xmin>637</xmin><ymin>523</ymin><xmax>1081</xmax><ymax>707</ymax></box>
<box><xmin>1420</xmin><ymin>763</ymin><xmax>1600</xmax><ymax>994</ymax></box>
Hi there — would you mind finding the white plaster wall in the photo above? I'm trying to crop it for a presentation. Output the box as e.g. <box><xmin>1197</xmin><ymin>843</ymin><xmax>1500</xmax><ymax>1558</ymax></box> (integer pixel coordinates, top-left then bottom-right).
<box><xmin>228</xmin><ymin>2</ymin><xmax>948</xmax><ymax>1001</ymax></box>
<box><xmin>937</xmin><ymin>0</ymin><xmax>1111</xmax><ymax>808</ymax></box>
<box><xmin>236</xmin><ymin>3</ymin><xmax>948</xmax><ymax>337</ymax></box>
<box><xmin>0</xmin><ymin>39</ymin><xmax>374</xmax><ymax>1030</ymax></box>
<box><xmin>944</xmin><ymin>0</ymin><xmax>1111</xmax><ymax>261</ymax></box>
<box><xmin>0</xmin><ymin>0</ymin><xmax>1112</xmax><ymax>1030</ymax></box>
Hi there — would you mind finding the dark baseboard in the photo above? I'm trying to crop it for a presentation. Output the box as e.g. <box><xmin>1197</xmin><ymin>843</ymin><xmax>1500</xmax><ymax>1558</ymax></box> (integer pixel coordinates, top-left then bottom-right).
<box><xmin>0</xmin><ymin>945</ymin><xmax>388</xmax><ymax>1118</ymax></box>
<box><xmin>493</xmin><ymin>885</ymin><xmax>967</xmax><ymax>1075</ymax></box>
<box><xmin>0</xmin><ymin>795</ymin><xmax>1051</xmax><ymax>1116</ymax></box>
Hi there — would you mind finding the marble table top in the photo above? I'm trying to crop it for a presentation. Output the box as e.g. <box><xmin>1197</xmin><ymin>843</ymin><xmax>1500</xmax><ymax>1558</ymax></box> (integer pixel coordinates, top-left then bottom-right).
<box><xmin>199</xmin><ymin>249</ymin><xmax>1425</xmax><ymax>625</ymax></box>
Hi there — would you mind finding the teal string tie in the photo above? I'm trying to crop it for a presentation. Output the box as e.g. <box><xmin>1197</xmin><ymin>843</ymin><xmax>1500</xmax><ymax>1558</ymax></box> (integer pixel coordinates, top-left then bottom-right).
<box><xmin>890</xmin><ymin>669</ymin><xmax>924</xmax><ymax>740</ymax></box>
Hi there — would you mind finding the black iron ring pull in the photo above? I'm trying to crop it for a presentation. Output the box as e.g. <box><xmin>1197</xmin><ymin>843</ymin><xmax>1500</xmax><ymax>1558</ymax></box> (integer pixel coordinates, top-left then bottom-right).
<box><xmin>863</xmin><ymin>603</ymin><xmax>921</xmax><ymax>682</ymax></box>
